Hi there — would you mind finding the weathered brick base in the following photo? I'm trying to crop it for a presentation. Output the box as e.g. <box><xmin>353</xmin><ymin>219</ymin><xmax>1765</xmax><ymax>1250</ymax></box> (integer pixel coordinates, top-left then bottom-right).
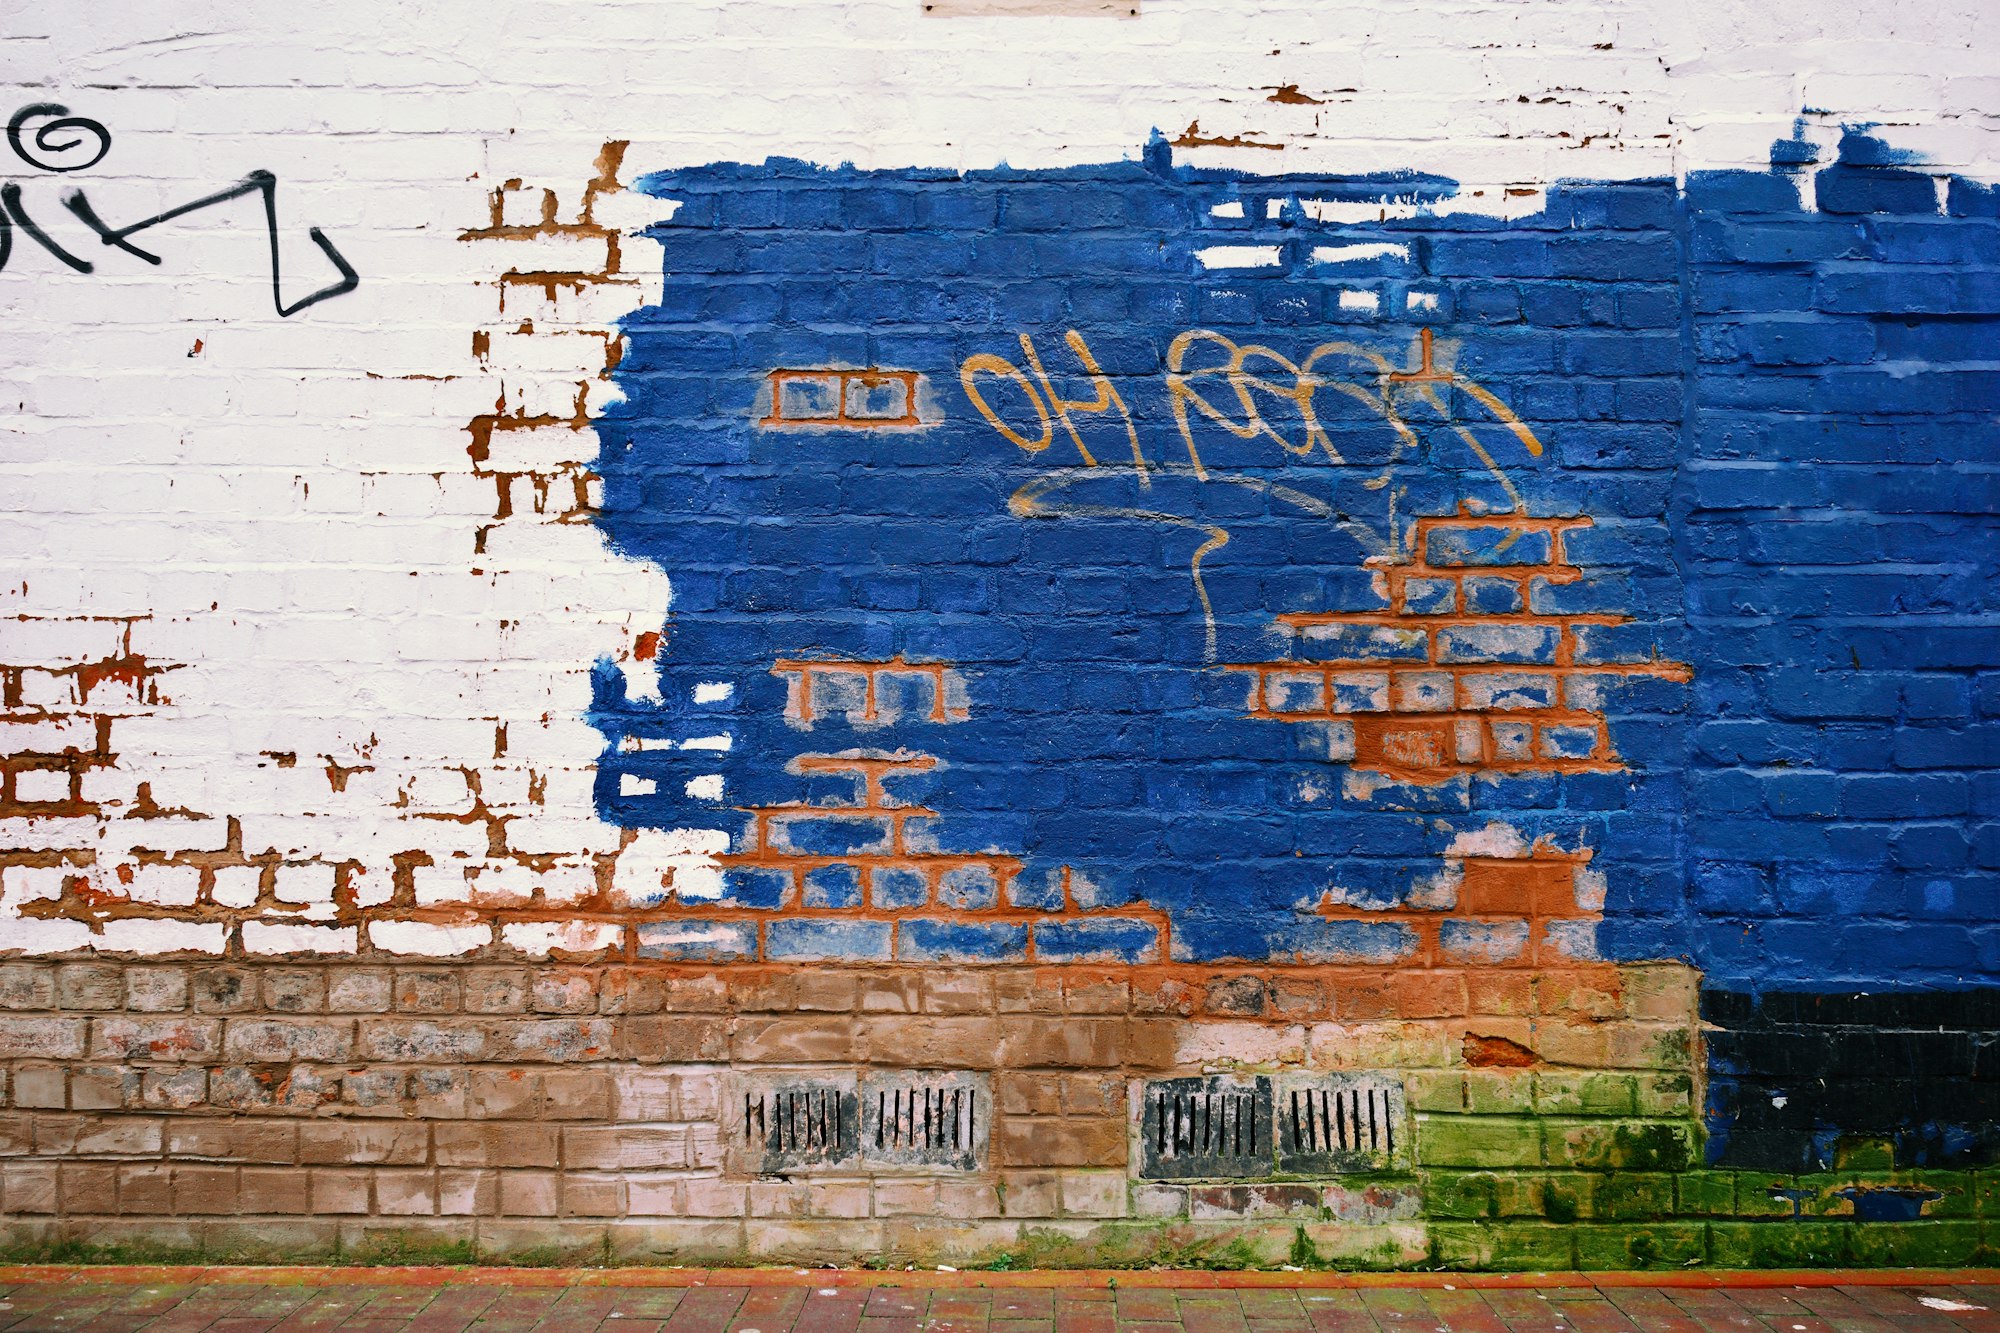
<box><xmin>0</xmin><ymin>957</ymin><xmax>1707</xmax><ymax>1266</ymax></box>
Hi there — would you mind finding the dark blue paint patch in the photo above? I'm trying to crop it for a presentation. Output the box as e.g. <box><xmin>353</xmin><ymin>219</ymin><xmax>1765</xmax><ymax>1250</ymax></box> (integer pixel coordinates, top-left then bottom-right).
<box><xmin>1834</xmin><ymin>1186</ymin><xmax>1942</xmax><ymax>1221</ymax></box>
<box><xmin>593</xmin><ymin>124</ymin><xmax>1999</xmax><ymax>995</ymax></box>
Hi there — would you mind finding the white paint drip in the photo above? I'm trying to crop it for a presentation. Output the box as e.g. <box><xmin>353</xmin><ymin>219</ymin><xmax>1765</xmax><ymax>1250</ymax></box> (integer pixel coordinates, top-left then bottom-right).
<box><xmin>1195</xmin><ymin>244</ymin><xmax>1282</xmax><ymax>269</ymax></box>
<box><xmin>1444</xmin><ymin>822</ymin><xmax>1533</xmax><ymax>859</ymax></box>
<box><xmin>1301</xmin><ymin>198</ymin><xmax>1425</xmax><ymax>223</ymax></box>
<box><xmin>501</xmin><ymin>920</ymin><xmax>623</xmax><ymax>956</ymax></box>
<box><xmin>367</xmin><ymin>920</ymin><xmax>489</xmax><ymax>956</ymax></box>
<box><xmin>1311</xmin><ymin>242</ymin><xmax>1411</xmax><ymax>264</ymax></box>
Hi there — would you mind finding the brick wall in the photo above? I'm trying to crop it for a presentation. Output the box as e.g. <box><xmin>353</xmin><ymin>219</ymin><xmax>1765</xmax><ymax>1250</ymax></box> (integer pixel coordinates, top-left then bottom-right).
<box><xmin>2</xmin><ymin>0</ymin><xmax>1998</xmax><ymax>1269</ymax></box>
<box><xmin>0</xmin><ymin>956</ymin><xmax>1702</xmax><ymax>1266</ymax></box>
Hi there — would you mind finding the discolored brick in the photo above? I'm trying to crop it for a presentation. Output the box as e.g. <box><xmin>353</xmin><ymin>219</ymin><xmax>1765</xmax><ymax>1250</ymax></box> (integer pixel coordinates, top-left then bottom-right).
<box><xmin>124</xmin><ymin>967</ymin><xmax>190</xmax><ymax>1013</ymax></box>
<box><xmin>327</xmin><ymin>969</ymin><xmax>393</xmax><ymax>1013</ymax></box>
<box><xmin>0</xmin><ymin>964</ymin><xmax>56</xmax><ymax>1010</ymax></box>
<box><xmin>393</xmin><ymin>969</ymin><xmax>461</xmax><ymax>1012</ymax></box>
<box><xmin>56</xmin><ymin>963</ymin><xmax>123</xmax><ymax>1010</ymax></box>
<box><xmin>260</xmin><ymin>969</ymin><xmax>326</xmax><ymax>1013</ymax></box>
<box><xmin>531</xmin><ymin>968</ymin><xmax>599</xmax><ymax>1014</ymax></box>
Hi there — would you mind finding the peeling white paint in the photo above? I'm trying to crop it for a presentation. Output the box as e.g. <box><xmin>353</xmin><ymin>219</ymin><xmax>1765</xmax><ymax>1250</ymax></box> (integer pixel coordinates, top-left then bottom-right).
<box><xmin>501</xmin><ymin>920</ymin><xmax>625</xmax><ymax>956</ymax></box>
<box><xmin>1311</xmin><ymin>243</ymin><xmax>1410</xmax><ymax>264</ymax></box>
<box><xmin>1444</xmin><ymin>823</ymin><xmax>1533</xmax><ymax>859</ymax></box>
<box><xmin>366</xmin><ymin>920</ymin><xmax>491</xmax><ymax>956</ymax></box>
<box><xmin>241</xmin><ymin>921</ymin><xmax>356</xmax><ymax>955</ymax></box>
<box><xmin>1195</xmin><ymin>244</ymin><xmax>1282</xmax><ymax>270</ymax></box>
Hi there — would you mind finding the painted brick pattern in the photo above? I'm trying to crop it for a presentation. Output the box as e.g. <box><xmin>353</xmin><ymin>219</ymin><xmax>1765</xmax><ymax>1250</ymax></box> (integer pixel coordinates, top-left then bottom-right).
<box><xmin>0</xmin><ymin>956</ymin><xmax>1698</xmax><ymax>1265</ymax></box>
<box><xmin>2</xmin><ymin>0</ymin><xmax>1999</xmax><ymax>1268</ymax></box>
<box><xmin>1676</xmin><ymin>130</ymin><xmax>2000</xmax><ymax>992</ymax></box>
<box><xmin>0</xmin><ymin>151</ymin><xmax>681</xmax><ymax>966</ymax></box>
<box><xmin>1226</xmin><ymin>510</ymin><xmax>1689</xmax><ymax>786</ymax></box>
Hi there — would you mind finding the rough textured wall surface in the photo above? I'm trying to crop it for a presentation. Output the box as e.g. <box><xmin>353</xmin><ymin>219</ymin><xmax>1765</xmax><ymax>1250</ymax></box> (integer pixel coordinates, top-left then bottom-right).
<box><xmin>0</xmin><ymin>0</ymin><xmax>1996</xmax><ymax>1269</ymax></box>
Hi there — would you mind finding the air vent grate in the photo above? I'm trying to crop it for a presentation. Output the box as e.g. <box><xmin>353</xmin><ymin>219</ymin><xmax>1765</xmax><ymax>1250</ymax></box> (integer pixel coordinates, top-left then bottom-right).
<box><xmin>1138</xmin><ymin>1074</ymin><xmax>1405</xmax><ymax>1179</ymax></box>
<box><xmin>860</xmin><ymin>1072</ymin><xmax>988</xmax><ymax>1169</ymax></box>
<box><xmin>1138</xmin><ymin>1076</ymin><xmax>1274</xmax><ymax>1179</ymax></box>
<box><xmin>1273</xmin><ymin>1073</ymin><xmax>1406</xmax><ymax>1173</ymax></box>
<box><xmin>1281</xmin><ymin>1083</ymin><xmax>1392</xmax><ymax>1156</ymax></box>
<box><xmin>875</xmin><ymin>1086</ymin><xmax>973</xmax><ymax>1150</ymax></box>
<box><xmin>733</xmin><ymin>1076</ymin><xmax>858</xmax><ymax>1172</ymax></box>
<box><xmin>729</xmin><ymin>1072</ymin><xmax>989</xmax><ymax>1174</ymax></box>
<box><xmin>749</xmin><ymin>1086</ymin><xmax>849</xmax><ymax>1155</ymax></box>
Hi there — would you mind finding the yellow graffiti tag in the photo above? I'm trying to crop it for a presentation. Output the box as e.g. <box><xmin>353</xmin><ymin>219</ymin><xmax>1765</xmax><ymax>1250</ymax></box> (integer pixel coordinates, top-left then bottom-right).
<box><xmin>958</xmin><ymin>327</ymin><xmax>1547</xmax><ymax>659</ymax></box>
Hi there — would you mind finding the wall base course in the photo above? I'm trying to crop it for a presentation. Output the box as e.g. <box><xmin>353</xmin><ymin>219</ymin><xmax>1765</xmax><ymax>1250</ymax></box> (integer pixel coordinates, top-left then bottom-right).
<box><xmin>0</xmin><ymin>956</ymin><xmax>1986</xmax><ymax>1267</ymax></box>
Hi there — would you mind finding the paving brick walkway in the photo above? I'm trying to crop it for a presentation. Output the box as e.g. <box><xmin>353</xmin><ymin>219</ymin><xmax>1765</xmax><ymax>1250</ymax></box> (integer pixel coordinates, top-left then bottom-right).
<box><xmin>0</xmin><ymin>1272</ymin><xmax>1995</xmax><ymax>1333</ymax></box>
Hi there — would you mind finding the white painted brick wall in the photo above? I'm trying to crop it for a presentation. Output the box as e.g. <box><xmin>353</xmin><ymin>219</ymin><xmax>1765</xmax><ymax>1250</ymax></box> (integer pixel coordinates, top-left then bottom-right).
<box><xmin>2</xmin><ymin>0</ymin><xmax>1996</xmax><ymax>957</ymax></box>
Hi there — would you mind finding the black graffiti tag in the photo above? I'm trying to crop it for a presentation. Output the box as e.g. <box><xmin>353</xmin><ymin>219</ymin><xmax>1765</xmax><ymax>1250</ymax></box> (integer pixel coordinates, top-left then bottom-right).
<box><xmin>7</xmin><ymin>103</ymin><xmax>110</xmax><ymax>172</ymax></box>
<box><xmin>1</xmin><ymin>102</ymin><xmax>358</xmax><ymax>317</ymax></box>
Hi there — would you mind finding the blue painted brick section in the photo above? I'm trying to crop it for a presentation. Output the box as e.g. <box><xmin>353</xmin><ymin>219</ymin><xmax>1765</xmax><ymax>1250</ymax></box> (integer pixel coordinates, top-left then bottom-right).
<box><xmin>871</xmin><ymin>867</ymin><xmax>929</xmax><ymax>910</ymax></box>
<box><xmin>897</xmin><ymin>920</ymin><xmax>1028</xmax><ymax>963</ymax></box>
<box><xmin>1033</xmin><ymin>919</ymin><xmax>1162</xmax><ymax>964</ymax></box>
<box><xmin>803</xmin><ymin>864</ymin><xmax>863</xmax><ymax>909</ymax></box>
<box><xmin>767</xmin><ymin>920</ymin><xmax>893</xmax><ymax>962</ymax></box>
<box><xmin>1424</xmin><ymin>526</ymin><xmax>1553</xmax><ymax>567</ymax></box>
<box><xmin>1682</xmin><ymin>128</ymin><xmax>2000</xmax><ymax>989</ymax></box>
<box><xmin>768</xmin><ymin>815</ymin><xmax>894</xmax><ymax>857</ymax></box>
<box><xmin>595</xmin><ymin>129</ymin><xmax>2000</xmax><ymax>991</ymax></box>
<box><xmin>720</xmin><ymin>868</ymin><xmax>789</xmax><ymax>910</ymax></box>
<box><xmin>1436</xmin><ymin>624</ymin><xmax>1561</xmax><ymax>665</ymax></box>
<box><xmin>635</xmin><ymin>921</ymin><xmax>759</xmax><ymax>962</ymax></box>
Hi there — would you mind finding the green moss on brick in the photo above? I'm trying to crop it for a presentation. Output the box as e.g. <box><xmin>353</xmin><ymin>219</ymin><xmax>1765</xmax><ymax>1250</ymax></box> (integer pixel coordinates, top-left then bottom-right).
<box><xmin>1486</xmin><ymin>1222</ymin><xmax>1576</xmax><ymax>1270</ymax></box>
<box><xmin>1708</xmin><ymin>1220</ymin><xmax>1853</xmax><ymax>1268</ymax></box>
<box><xmin>1407</xmin><ymin>1071</ymin><xmax>1467</xmax><ymax>1114</ymax></box>
<box><xmin>1546</xmin><ymin>1119</ymin><xmax>1695</xmax><ymax>1171</ymax></box>
<box><xmin>1674</xmin><ymin>1170</ymin><xmax>1738</xmax><ymax>1217</ymax></box>
<box><xmin>1737</xmin><ymin>1175</ymin><xmax>1810</xmax><ymax>1219</ymax></box>
<box><xmin>1493</xmin><ymin>1173</ymin><xmax>1558</xmax><ymax>1219</ymax></box>
<box><xmin>1535</xmin><ymin>1073</ymin><xmax>1638</xmax><ymax>1117</ymax></box>
<box><xmin>1844</xmin><ymin>1220</ymin><xmax>1982</xmax><ymax>1267</ymax></box>
<box><xmin>1590</xmin><ymin>1172</ymin><xmax>1676</xmax><ymax>1221</ymax></box>
<box><xmin>1977</xmin><ymin>1172</ymin><xmax>2000</xmax><ymax>1219</ymax></box>
<box><xmin>1464</xmin><ymin>1071</ymin><xmax>1535</xmax><ymax>1115</ymax></box>
<box><xmin>1635</xmin><ymin>1074</ymin><xmax>1694</xmax><ymax>1117</ymax></box>
<box><xmin>1423</xmin><ymin>1171</ymin><xmax>1499</xmax><ymax>1220</ymax></box>
<box><xmin>1574</xmin><ymin>1222</ymin><xmax>1708</xmax><ymax>1270</ymax></box>
<box><xmin>1415</xmin><ymin>1116</ymin><xmax>1544</xmax><ymax>1169</ymax></box>
<box><xmin>1833</xmin><ymin>1137</ymin><xmax>1897</xmax><ymax>1172</ymax></box>
<box><xmin>1426</xmin><ymin>1223</ymin><xmax>1491</xmax><ymax>1270</ymax></box>
<box><xmin>1893</xmin><ymin>1172</ymin><xmax>1971</xmax><ymax>1219</ymax></box>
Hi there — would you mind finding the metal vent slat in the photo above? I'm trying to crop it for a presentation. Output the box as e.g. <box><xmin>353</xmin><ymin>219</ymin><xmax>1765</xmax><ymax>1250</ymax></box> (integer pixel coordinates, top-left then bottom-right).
<box><xmin>1141</xmin><ymin>1074</ymin><xmax>1405</xmax><ymax>1180</ymax></box>
<box><xmin>733</xmin><ymin>1073</ymin><xmax>987</xmax><ymax>1174</ymax></box>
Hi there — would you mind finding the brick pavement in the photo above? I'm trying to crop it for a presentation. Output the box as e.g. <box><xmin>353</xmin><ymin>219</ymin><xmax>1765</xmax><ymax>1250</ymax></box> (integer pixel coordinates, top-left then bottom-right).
<box><xmin>0</xmin><ymin>1272</ymin><xmax>1997</xmax><ymax>1333</ymax></box>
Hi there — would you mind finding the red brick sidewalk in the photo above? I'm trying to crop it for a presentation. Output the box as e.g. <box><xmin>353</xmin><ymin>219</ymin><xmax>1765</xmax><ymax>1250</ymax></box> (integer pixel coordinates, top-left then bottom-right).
<box><xmin>0</xmin><ymin>1270</ymin><xmax>1996</xmax><ymax>1333</ymax></box>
